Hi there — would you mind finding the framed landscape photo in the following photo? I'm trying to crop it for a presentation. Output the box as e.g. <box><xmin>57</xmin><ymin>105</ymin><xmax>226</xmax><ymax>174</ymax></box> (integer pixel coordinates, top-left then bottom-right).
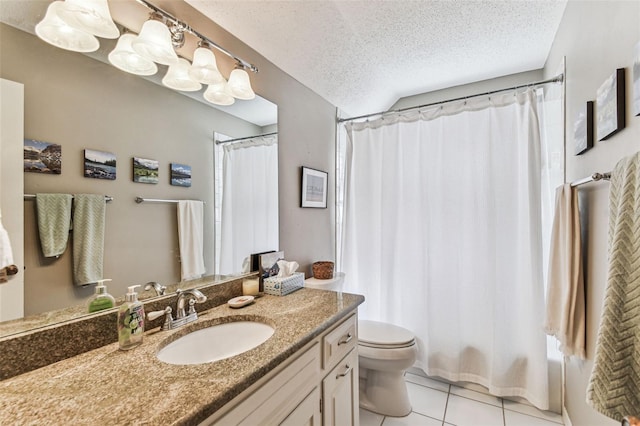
<box><xmin>132</xmin><ymin>157</ymin><xmax>159</xmax><ymax>184</ymax></box>
<box><xmin>596</xmin><ymin>68</ymin><xmax>625</xmax><ymax>141</ymax></box>
<box><xmin>170</xmin><ymin>163</ymin><xmax>191</xmax><ymax>187</ymax></box>
<box><xmin>84</xmin><ymin>149</ymin><xmax>116</xmax><ymax>180</ymax></box>
<box><xmin>24</xmin><ymin>139</ymin><xmax>61</xmax><ymax>174</ymax></box>
<box><xmin>301</xmin><ymin>166</ymin><xmax>328</xmax><ymax>208</ymax></box>
<box><xmin>633</xmin><ymin>40</ymin><xmax>640</xmax><ymax>116</ymax></box>
<box><xmin>574</xmin><ymin>101</ymin><xmax>594</xmax><ymax>155</ymax></box>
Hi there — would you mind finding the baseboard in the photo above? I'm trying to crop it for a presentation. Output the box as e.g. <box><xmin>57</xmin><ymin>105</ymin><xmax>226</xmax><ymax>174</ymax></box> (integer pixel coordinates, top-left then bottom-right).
<box><xmin>562</xmin><ymin>406</ymin><xmax>573</xmax><ymax>426</ymax></box>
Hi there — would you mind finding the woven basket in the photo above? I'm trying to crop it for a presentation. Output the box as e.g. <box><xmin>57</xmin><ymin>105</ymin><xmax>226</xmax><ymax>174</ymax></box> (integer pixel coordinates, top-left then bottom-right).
<box><xmin>312</xmin><ymin>261</ymin><xmax>334</xmax><ymax>279</ymax></box>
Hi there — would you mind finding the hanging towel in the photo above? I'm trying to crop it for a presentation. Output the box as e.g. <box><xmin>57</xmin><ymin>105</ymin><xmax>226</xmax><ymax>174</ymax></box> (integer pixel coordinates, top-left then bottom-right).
<box><xmin>72</xmin><ymin>194</ymin><xmax>105</xmax><ymax>286</ymax></box>
<box><xmin>587</xmin><ymin>152</ymin><xmax>640</xmax><ymax>421</ymax></box>
<box><xmin>543</xmin><ymin>183</ymin><xmax>586</xmax><ymax>359</ymax></box>
<box><xmin>0</xmin><ymin>208</ymin><xmax>15</xmax><ymax>270</ymax></box>
<box><xmin>177</xmin><ymin>200</ymin><xmax>205</xmax><ymax>281</ymax></box>
<box><xmin>36</xmin><ymin>193</ymin><xmax>73</xmax><ymax>257</ymax></box>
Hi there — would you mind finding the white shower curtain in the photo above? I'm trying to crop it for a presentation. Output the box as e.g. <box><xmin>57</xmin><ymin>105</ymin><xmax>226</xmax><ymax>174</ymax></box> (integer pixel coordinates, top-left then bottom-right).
<box><xmin>341</xmin><ymin>89</ymin><xmax>550</xmax><ymax>409</ymax></box>
<box><xmin>219</xmin><ymin>135</ymin><xmax>279</xmax><ymax>275</ymax></box>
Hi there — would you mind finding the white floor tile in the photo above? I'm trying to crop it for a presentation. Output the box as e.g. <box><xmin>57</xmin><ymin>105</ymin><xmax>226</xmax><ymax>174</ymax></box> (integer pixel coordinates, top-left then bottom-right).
<box><xmin>444</xmin><ymin>394</ymin><xmax>504</xmax><ymax>426</ymax></box>
<box><xmin>504</xmin><ymin>409</ymin><xmax>564</xmax><ymax>426</ymax></box>
<box><xmin>503</xmin><ymin>401</ymin><xmax>563</xmax><ymax>424</ymax></box>
<box><xmin>450</xmin><ymin>385</ymin><xmax>503</xmax><ymax>407</ymax></box>
<box><xmin>382</xmin><ymin>412</ymin><xmax>443</xmax><ymax>426</ymax></box>
<box><xmin>360</xmin><ymin>408</ymin><xmax>385</xmax><ymax>426</ymax></box>
<box><xmin>406</xmin><ymin>382</ymin><xmax>449</xmax><ymax>420</ymax></box>
<box><xmin>405</xmin><ymin>373</ymin><xmax>451</xmax><ymax>392</ymax></box>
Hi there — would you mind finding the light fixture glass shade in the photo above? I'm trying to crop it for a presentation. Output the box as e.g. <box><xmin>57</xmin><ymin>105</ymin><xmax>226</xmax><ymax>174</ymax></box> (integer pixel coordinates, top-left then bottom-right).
<box><xmin>162</xmin><ymin>58</ymin><xmax>202</xmax><ymax>92</ymax></box>
<box><xmin>188</xmin><ymin>47</ymin><xmax>224</xmax><ymax>85</ymax></box>
<box><xmin>57</xmin><ymin>0</ymin><xmax>119</xmax><ymax>39</ymax></box>
<box><xmin>132</xmin><ymin>19</ymin><xmax>178</xmax><ymax>66</ymax></box>
<box><xmin>204</xmin><ymin>81</ymin><xmax>235</xmax><ymax>106</ymax></box>
<box><xmin>35</xmin><ymin>1</ymin><xmax>99</xmax><ymax>53</ymax></box>
<box><xmin>227</xmin><ymin>68</ymin><xmax>255</xmax><ymax>100</ymax></box>
<box><xmin>108</xmin><ymin>34</ymin><xmax>158</xmax><ymax>76</ymax></box>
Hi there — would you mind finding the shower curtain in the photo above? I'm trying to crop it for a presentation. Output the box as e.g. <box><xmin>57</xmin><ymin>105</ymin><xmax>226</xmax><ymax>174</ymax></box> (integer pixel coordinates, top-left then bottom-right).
<box><xmin>218</xmin><ymin>135</ymin><xmax>279</xmax><ymax>275</ymax></box>
<box><xmin>341</xmin><ymin>89</ymin><xmax>550</xmax><ymax>409</ymax></box>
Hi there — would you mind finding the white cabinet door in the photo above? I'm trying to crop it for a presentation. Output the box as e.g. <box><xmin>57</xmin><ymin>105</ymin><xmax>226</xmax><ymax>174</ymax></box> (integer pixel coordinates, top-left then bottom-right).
<box><xmin>322</xmin><ymin>348</ymin><xmax>359</xmax><ymax>426</ymax></box>
<box><xmin>280</xmin><ymin>387</ymin><xmax>321</xmax><ymax>426</ymax></box>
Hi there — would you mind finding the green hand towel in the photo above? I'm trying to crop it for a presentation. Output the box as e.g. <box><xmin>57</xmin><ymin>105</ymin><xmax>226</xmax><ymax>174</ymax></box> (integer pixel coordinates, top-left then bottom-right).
<box><xmin>36</xmin><ymin>194</ymin><xmax>73</xmax><ymax>258</ymax></box>
<box><xmin>72</xmin><ymin>194</ymin><xmax>105</xmax><ymax>286</ymax></box>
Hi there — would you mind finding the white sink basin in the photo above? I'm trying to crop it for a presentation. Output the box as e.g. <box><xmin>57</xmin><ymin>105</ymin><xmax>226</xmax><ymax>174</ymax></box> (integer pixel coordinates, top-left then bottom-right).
<box><xmin>157</xmin><ymin>321</ymin><xmax>275</xmax><ymax>365</ymax></box>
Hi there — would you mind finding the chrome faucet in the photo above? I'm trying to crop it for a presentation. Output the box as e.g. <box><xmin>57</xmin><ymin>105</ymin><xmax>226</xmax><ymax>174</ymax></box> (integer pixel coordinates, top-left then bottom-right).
<box><xmin>144</xmin><ymin>281</ymin><xmax>166</xmax><ymax>296</ymax></box>
<box><xmin>147</xmin><ymin>288</ymin><xmax>207</xmax><ymax>331</ymax></box>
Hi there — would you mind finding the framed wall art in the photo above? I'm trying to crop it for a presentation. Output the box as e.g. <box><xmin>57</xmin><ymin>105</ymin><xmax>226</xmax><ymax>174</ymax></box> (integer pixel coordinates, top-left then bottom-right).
<box><xmin>84</xmin><ymin>149</ymin><xmax>116</xmax><ymax>180</ymax></box>
<box><xmin>301</xmin><ymin>166</ymin><xmax>328</xmax><ymax>208</ymax></box>
<box><xmin>633</xmin><ymin>40</ymin><xmax>640</xmax><ymax>116</ymax></box>
<box><xmin>170</xmin><ymin>163</ymin><xmax>191</xmax><ymax>187</ymax></box>
<box><xmin>574</xmin><ymin>101</ymin><xmax>594</xmax><ymax>155</ymax></box>
<box><xmin>596</xmin><ymin>68</ymin><xmax>625</xmax><ymax>141</ymax></box>
<box><xmin>24</xmin><ymin>139</ymin><xmax>61</xmax><ymax>174</ymax></box>
<box><xmin>132</xmin><ymin>157</ymin><xmax>158</xmax><ymax>184</ymax></box>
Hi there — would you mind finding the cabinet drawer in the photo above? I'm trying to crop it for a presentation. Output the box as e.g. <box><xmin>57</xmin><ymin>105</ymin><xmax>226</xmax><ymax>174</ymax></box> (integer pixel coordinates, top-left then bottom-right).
<box><xmin>323</xmin><ymin>313</ymin><xmax>357</xmax><ymax>370</ymax></box>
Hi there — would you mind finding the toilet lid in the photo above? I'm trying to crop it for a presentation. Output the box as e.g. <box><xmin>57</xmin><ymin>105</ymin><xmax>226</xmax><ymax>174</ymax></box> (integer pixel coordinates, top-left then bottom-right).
<box><xmin>359</xmin><ymin>320</ymin><xmax>415</xmax><ymax>349</ymax></box>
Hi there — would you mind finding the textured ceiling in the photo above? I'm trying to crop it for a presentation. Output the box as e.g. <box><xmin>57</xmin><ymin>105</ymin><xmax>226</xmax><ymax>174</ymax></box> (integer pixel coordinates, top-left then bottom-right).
<box><xmin>186</xmin><ymin>0</ymin><xmax>567</xmax><ymax>117</ymax></box>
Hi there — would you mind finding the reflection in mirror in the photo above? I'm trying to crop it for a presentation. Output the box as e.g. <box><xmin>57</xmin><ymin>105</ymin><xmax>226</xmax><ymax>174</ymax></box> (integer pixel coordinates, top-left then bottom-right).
<box><xmin>214</xmin><ymin>132</ymin><xmax>279</xmax><ymax>275</ymax></box>
<box><xmin>0</xmin><ymin>2</ymin><xmax>278</xmax><ymax>337</ymax></box>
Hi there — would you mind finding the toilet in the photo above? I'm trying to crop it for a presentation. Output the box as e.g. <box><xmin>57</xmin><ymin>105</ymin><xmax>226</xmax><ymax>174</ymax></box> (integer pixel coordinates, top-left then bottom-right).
<box><xmin>304</xmin><ymin>273</ymin><xmax>417</xmax><ymax>417</ymax></box>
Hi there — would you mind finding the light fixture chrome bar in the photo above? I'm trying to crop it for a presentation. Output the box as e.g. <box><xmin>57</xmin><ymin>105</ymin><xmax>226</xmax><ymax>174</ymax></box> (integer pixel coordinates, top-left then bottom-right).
<box><xmin>135</xmin><ymin>197</ymin><xmax>204</xmax><ymax>204</ymax></box>
<box><xmin>338</xmin><ymin>74</ymin><xmax>564</xmax><ymax>124</ymax></box>
<box><xmin>570</xmin><ymin>172</ymin><xmax>611</xmax><ymax>187</ymax></box>
<box><xmin>215</xmin><ymin>132</ymin><xmax>278</xmax><ymax>145</ymax></box>
<box><xmin>134</xmin><ymin>0</ymin><xmax>258</xmax><ymax>73</ymax></box>
<box><xmin>24</xmin><ymin>194</ymin><xmax>113</xmax><ymax>202</ymax></box>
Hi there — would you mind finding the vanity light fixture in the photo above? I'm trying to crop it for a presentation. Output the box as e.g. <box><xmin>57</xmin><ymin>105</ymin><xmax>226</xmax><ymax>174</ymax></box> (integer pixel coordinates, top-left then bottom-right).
<box><xmin>162</xmin><ymin>58</ymin><xmax>202</xmax><ymax>92</ymax></box>
<box><xmin>131</xmin><ymin>15</ymin><xmax>179</xmax><ymax>66</ymax></box>
<box><xmin>108</xmin><ymin>33</ymin><xmax>158</xmax><ymax>76</ymax></box>
<box><xmin>35</xmin><ymin>1</ymin><xmax>100</xmax><ymax>53</ymax></box>
<box><xmin>227</xmin><ymin>65</ymin><xmax>256</xmax><ymax>100</ymax></box>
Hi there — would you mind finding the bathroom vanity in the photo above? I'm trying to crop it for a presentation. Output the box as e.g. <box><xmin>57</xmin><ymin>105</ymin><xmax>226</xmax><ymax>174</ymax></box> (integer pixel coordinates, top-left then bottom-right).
<box><xmin>0</xmin><ymin>288</ymin><xmax>363</xmax><ymax>425</ymax></box>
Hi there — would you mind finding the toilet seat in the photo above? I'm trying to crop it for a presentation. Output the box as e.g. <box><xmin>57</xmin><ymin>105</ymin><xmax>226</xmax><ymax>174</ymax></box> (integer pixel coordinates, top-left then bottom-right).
<box><xmin>359</xmin><ymin>320</ymin><xmax>415</xmax><ymax>349</ymax></box>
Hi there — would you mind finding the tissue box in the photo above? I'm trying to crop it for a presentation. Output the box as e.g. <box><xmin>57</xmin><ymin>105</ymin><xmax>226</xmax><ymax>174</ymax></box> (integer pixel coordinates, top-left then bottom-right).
<box><xmin>264</xmin><ymin>272</ymin><xmax>304</xmax><ymax>296</ymax></box>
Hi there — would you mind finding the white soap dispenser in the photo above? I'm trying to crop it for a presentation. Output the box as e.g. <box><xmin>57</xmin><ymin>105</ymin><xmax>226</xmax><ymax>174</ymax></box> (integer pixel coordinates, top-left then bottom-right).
<box><xmin>87</xmin><ymin>278</ymin><xmax>116</xmax><ymax>313</ymax></box>
<box><xmin>117</xmin><ymin>285</ymin><xmax>145</xmax><ymax>350</ymax></box>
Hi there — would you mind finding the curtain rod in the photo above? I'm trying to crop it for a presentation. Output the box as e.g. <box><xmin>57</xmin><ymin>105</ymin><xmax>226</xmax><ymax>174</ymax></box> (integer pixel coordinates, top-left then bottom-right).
<box><xmin>570</xmin><ymin>172</ymin><xmax>611</xmax><ymax>187</ymax></box>
<box><xmin>337</xmin><ymin>74</ymin><xmax>564</xmax><ymax>124</ymax></box>
<box><xmin>24</xmin><ymin>194</ymin><xmax>113</xmax><ymax>202</ymax></box>
<box><xmin>135</xmin><ymin>0</ymin><xmax>258</xmax><ymax>73</ymax></box>
<box><xmin>215</xmin><ymin>132</ymin><xmax>278</xmax><ymax>145</ymax></box>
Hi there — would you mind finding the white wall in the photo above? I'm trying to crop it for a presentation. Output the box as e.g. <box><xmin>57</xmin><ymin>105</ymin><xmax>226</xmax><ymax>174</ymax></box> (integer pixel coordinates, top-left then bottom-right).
<box><xmin>544</xmin><ymin>1</ymin><xmax>640</xmax><ymax>425</ymax></box>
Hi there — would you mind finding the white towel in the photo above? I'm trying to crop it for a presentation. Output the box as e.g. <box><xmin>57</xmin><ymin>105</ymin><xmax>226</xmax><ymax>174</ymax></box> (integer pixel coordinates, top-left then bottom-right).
<box><xmin>177</xmin><ymin>200</ymin><xmax>205</xmax><ymax>281</ymax></box>
<box><xmin>0</xmin><ymin>208</ymin><xmax>14</xmax><ymax>270</ymax></box>
<box><xmin>544</xmin><ymin>183</ymin><xmax>586</xmax><ymax>359</ymax></box>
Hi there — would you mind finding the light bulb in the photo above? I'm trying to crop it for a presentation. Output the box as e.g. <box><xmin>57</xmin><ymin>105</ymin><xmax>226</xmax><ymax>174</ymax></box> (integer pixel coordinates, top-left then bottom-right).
<box><xmin>189</xmin><ymin>47</ymin><xmax>224</xmax><ymax>85</ymax></box>
<box><xmin>204</xmin><ymin>81</ymin><xmax>235</xmax><ymax>106</ymax></box>
<box><xmin>108</xmin><ymin>34</ymin><xmax>158</xmax><ymax>76</ymax></box>
<box><xmin>57</xmin><ymin>0</ymin><xmax>119</xmax><ymax>39</ymax></box>
<box><xmin>35</xmin><ymin>1</ymin><xmax>99</xmax><ymax>53</ymax></box>
<box><xmin>132</xmin><ymin>19</ymin><xmax>178</xmax><ymax>66</ymax></box>
<box><xmin>227</xmin><ymin>68</ymin><xmax>255</xmax><ymax>100</ymax></box>
<box><xmin>162</xmin><ymin>58</ymin><xmax>202</xmax><ymax>92</ymax></box>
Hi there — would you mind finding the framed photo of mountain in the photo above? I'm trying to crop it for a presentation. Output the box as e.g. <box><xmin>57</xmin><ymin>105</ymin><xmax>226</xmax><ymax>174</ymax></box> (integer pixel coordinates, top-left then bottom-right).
<box><xmin>23</xmin><ymin>139</ymin><xmax>61</xmax><ymax>174</ymax></box>
<box><xmin>170</xmin><ymin>163</ymin><xmax>191</xmax><ymax>187</ymax></box>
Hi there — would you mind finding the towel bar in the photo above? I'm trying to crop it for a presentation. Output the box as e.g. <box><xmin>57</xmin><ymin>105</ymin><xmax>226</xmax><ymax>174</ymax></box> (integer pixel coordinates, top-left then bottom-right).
<box><xmin>135</xmin><ymin>197</ymin><xmax>204</xmax><ymax>204</ymax></box>
<box><xmin>24</xmin><ymin>194</ymin><xmax>113</xmax><ymax>202</ymax></box>
<box><xmin>570</xmin><ymin>172</ymin><xmax>611</xmax><ymax>187</ymax></box>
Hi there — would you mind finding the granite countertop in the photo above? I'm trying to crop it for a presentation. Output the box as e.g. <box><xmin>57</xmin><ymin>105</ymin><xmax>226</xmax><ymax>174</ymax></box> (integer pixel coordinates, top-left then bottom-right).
<box><xmin>0</xmin><ymin>289</ymin><xmax>364</xmax><ymax>425</ymax></box>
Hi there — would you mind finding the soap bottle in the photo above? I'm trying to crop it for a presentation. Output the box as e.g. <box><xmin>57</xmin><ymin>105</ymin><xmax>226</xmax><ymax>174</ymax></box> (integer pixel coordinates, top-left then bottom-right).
<box><xmin>87</xmin><ymin>279</ymin><xmax>116</xmax><ymax>313</ymax></box>
<box><xmin>117</xmin><ymin>285</ymin><xmax>145</xmax><ymax>350</ymax></box>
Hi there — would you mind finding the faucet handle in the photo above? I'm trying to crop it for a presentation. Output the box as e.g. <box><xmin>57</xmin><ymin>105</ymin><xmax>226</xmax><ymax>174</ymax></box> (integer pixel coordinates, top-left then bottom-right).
<box><xmin>147</xmin><ymin>308</ymin><xmax>169</xmax><ymax>321</ymax></box>
<box><xmin>147</xmin><ymin>306</ymin><xmax>173</xmax><ymax>330</ymax></box>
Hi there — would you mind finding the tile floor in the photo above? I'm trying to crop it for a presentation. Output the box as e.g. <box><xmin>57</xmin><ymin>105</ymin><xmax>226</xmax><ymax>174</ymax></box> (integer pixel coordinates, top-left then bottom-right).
<box><xmin>360</xmin><ymin>373</ymin><xmax>565</xmax><ymax>426</ymax></box>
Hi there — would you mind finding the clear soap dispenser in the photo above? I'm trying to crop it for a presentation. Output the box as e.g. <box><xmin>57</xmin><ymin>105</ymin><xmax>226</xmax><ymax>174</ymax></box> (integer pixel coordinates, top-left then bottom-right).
<box><xmin>117</xmin><ymin>285</ymin><xmax>145</xmax><ymax>350</ymax></box>
<box><xmin>87</xmin><ymin>279</ymin><xmax>116</xmax><ymax>313</ymax></box>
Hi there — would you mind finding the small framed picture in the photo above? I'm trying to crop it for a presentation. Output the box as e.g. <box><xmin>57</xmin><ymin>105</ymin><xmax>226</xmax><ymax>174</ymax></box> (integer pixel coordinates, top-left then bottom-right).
<box><xmin>633</xmin><ymin>41</ymin><xmax>640</xmax><ymax>116</ymax></box>
<box><xmin>132</xmin><ymin>157</ymin><xmax>159</xmax><ymax>184</ymax></box>
<box><xmin>301</xmin><ymin>166</ymin><xmax>328</xmax><ymax>208</ymax></box>
<box><xmin>170</xmin><ymin>163</ymin><xmax>191</xmax><ymax>187</ymax></box>
<box><xmin>574</xmin><ymin>101</ymin><xmax>594</xmax><ymax>155</ymax></box>
<box><xmin>596</xmin><ymin>68</ymin><xmax>625</xmax><ymax>141</ymax></box>
<box><xmin>84</xmin><ymin>149</ymin><xmax>116</xmax><ymax>180</ymax></box>
<box><xmin>24</xmin><ymin>139</ymin><xmax>61</xmax><ymax>174</ymax></box>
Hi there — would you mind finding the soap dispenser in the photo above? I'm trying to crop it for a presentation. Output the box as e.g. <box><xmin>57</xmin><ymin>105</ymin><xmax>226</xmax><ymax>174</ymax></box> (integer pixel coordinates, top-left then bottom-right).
<box><xmin>117</xmin><ymin>285</ymin><xmax>145</xmax><ymax>350</ymax></box>
<box><xmin>87</xmin><ymin>279</ymin><xmax>116</xmax><ymax>313</ymax></box>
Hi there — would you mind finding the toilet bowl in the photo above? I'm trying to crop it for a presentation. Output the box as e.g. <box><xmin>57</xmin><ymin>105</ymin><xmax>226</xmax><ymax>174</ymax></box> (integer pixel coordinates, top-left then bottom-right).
<box><xmin>303</xmin><ymin>274</ymin><xmax>417</xmax><ymax>417</ymax></box>
<box><xmin>358</xmin><ymin>320</ymin><xmax>417</xmax><ymax>417</ymax></box>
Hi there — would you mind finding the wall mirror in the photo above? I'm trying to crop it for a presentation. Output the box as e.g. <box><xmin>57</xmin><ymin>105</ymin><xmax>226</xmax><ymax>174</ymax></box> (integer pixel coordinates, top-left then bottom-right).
<box><xmin>0</xmin><ymin>0</ymin><xmax>278</xmax><ymax>338</ymax></box>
